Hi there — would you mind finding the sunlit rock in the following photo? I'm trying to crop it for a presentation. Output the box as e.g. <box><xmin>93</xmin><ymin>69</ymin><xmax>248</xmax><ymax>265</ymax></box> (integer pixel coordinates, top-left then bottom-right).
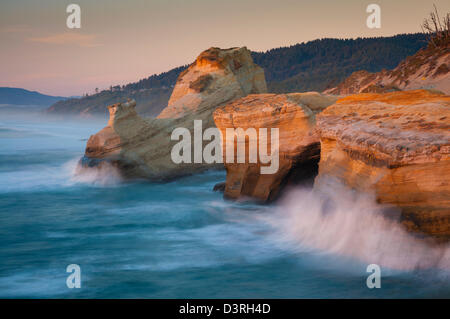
<box><xmin>213</xmin><ymin>92</ymin><xmax>338</xmax><ymax>201</ymax></box>
<box><xmin>315</xmin><ymin>89</ymin><xmax>450</xmax><ymax>239</ymax></box>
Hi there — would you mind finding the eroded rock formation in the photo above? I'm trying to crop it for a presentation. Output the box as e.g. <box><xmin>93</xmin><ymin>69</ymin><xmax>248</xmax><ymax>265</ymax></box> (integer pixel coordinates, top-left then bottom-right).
<box><xmin>213</xmin><ymin>92</ymin><xmax>338</xmax><ymax>201</ymax></box>
<box><xmin>315</xmin><ymin>89</ymin><xmax>450</xmax><ymax>238</ymax></box>
<box><xmin>83</xmin><ymin>47</ymin><xmax>267</xmax><ymax>179</ymax></box>
<box><xmin>158</xmin><ymin>47</ymin><xmax>267</xmax><ymax>119</ymax></box>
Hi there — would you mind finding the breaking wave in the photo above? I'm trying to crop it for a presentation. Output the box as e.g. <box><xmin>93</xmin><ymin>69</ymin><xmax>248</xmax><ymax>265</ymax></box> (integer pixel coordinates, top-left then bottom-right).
<box><xmin>66</xmin><ymin>158</ymin><xmax>123</xmax><ymax>186</ymax></box>
<box><xmin>266</xmin><ymin>178</ymin><xmax>450</xmax><ymax>271</ymax></box>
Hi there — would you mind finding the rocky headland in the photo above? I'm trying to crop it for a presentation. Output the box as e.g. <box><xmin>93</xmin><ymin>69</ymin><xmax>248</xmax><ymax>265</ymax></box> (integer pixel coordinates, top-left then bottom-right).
<box><xmin>82</xmin><ymin>47</ymin><xmax>267</xmax><ymax>180</ymax></box>
<box><xmin>81</xmin><ymin>44</ymin><xmax>450</xmax><ymax>239</ymax></box>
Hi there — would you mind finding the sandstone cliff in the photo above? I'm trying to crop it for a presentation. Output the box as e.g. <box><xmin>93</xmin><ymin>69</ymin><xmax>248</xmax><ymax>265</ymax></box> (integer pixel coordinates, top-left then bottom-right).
<box><xmin>315</xmin><ymin>90</ymin><xmax>450</xmax><ymax>239</ymax></box>
<box><xmin>82</xmin><ymin>47</ymin><xmax>267</xmax><ymax>179</ymax></box>
<box><xmin>213</xmin><ymin>92</ymin><xmax>338</xmax><ymax>201</ymax></box>
<box><xmin>325</xmin><ymin>46</ymin><xmax>450</xmax><ymax>95</ymax></box>
<box><xmin>158</xmin><ymin>47</ymin><xmax>267</xmax><ymax>119</ymax></box>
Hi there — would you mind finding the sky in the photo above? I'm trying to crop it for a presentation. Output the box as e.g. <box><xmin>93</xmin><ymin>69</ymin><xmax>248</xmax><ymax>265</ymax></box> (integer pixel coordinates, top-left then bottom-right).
<box><xmin>0</xmin><ymin>0</ymin><xmax>449</xmax><ymax>96</ymax></box>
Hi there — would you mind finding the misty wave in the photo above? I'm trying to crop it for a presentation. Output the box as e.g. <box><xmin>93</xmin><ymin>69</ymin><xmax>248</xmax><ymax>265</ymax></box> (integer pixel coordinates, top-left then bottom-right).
<box><xmin>265</xmin><ymin>178</ymin><xmax>450</xmax><ymax>271</ymax></box>
<box><xmin>67</xmin><ymin>158</ymin><xmax>123</xmax><ymax>187</ymax></box>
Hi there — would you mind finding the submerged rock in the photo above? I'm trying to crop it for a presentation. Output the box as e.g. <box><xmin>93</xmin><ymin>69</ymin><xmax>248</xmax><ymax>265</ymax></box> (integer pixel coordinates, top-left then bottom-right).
<box><xmin>83</xmin><ymin>47</ymin><xmax>267</xmax><ymax>180</ymax></box>
<box><xmin>213</xmin><ymin>92</ymin><xmax>338</xmax><ymax>201</ymax></box>
<box><xmin>213</xmin><ymin>182</ymin><xmax>226</xmax><ymax>192</ymax></box>
<box><xmin>315</xmin><ymin>89</ymin><xmax>450</xmax><ymax>239</ymax></box>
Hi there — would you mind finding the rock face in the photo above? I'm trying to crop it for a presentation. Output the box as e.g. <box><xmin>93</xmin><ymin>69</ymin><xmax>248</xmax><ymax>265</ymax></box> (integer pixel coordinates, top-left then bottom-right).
<box><xmin>325</xmin><ymin>47</ymin><xmax>450</xmax><ymax>95</ymax></box>
<box><xmin>83</xmin><ymin>47</ymin><xmax>267</xmax><ymax>179</ymax></box>
<box><xmin>315</xmin><ymin>89</ymin><xmax>450</xmax><ymax>238</ymax></box>
<box><xmin>213</xmin><ymin>92</ymin><xmax>338</xmax><ymax>201</ymax></box>
<box><xmin>158</xmin><ymin>47</ymin><xmax>267</xmax><ymax>119</ymax></box>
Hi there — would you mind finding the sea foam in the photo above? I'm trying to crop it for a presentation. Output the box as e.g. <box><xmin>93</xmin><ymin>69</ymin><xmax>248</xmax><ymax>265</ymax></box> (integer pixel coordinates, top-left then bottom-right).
<box><xmin>265</xmin><ymin>178</ymin><xmax>450</xmax><ymax>271</ymax></box>
<box><xmin>67</xmin><ymin>158</ymin><xmax>123</xmax><ymax>187</ymax></box>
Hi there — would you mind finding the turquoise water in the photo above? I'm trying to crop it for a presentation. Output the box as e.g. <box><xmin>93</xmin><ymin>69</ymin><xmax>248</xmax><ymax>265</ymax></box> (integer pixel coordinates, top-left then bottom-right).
<box><xmin>0</xmin><ymin>109</ymin><xmax>449</xmax><ymax>298</ymax></box>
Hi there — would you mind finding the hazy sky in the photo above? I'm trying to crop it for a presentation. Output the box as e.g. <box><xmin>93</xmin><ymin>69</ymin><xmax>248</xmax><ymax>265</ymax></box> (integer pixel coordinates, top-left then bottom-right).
<box><xmin>1</xmin><ymin>0</ymin><xmax>449</xmax><ymax>96</ymax></box>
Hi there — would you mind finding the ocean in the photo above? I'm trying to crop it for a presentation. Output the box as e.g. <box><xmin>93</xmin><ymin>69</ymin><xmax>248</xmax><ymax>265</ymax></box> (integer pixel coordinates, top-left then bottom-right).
<box><xmin>0</xmin><ymin>108</ymin><xmax>449</xmax><ymax>298</ymax></box>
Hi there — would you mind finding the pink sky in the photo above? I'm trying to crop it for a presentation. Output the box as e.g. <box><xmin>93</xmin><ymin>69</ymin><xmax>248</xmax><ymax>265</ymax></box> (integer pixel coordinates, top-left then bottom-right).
<box><xmin>1</xmin><ymin>0</ymin><xmax>449</xmax><ymax>96</ymax></box>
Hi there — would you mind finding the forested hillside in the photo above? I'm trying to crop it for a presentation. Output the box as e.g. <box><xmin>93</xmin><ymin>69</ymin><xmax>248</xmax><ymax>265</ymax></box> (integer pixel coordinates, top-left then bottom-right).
<box><xmin>47</xmin><ymin>33</ymin><xmax>428</xmax><ymax>117</ymax></box>
<box><xmin>47</xmin><ymin>66</ymin><xmax>187</xmax><ymax>117</ymax></box>
<box><xmin>252</xmin><ymin>33</ymin><xmax>428</xmax><ymax>92</ymax></box>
